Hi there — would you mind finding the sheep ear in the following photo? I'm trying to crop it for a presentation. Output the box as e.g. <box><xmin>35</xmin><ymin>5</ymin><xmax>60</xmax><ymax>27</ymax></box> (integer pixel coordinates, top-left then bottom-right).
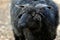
<box><xmin>15</xmin><ymin>4</ymin><xmax>30</xmax><ymax>8</ymax></box>
<box><xmin>47</xmin><ymin>6</ymin><xmax>52</xmax><ymax>9</ymax></box>
<box><xmin>35</xmin><ymin>4</ymin><xmax>48</xmax><ymax>8</ymax></box>
<box><xmin>15</xmin><ymin>5</ymin><xmax>24</xmax><ymax>8</ymax></box>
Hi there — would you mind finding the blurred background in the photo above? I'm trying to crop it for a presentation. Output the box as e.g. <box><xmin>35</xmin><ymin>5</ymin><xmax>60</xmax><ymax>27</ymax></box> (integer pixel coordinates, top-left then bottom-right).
<box><xmin>0</xmin><ymin>0</ymin><xmax>60</xmax><ymax>40</ymax></box>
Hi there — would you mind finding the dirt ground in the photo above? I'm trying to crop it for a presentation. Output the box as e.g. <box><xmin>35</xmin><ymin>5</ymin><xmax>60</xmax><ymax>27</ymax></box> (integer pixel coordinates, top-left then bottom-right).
<box><xmin>0</xmin><ymin>0</ymin><xmax>60</xmax><ymax>40</ymax></box>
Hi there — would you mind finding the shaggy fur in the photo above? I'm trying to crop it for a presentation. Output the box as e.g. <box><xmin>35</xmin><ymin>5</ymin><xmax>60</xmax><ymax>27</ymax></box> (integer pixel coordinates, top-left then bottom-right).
<box><xmin>10</xmin><ymin>0</ymin><xmax>59</xmax><ymax>40</ymax></box>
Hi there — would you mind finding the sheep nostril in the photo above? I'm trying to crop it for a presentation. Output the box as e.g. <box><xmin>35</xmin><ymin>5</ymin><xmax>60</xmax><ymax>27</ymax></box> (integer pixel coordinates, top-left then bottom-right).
<box><xmin>34</xmin><ymin>0</ymin><xmax>37</xmax><ymax>1</ymax></box>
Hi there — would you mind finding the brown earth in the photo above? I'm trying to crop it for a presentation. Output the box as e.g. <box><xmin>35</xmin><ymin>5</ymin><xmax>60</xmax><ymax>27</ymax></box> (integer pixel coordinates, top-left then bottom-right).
<box><xmin>0</xmin><ymin>0</ymin><xmax>60</xmax><ymax>40</ymax></box>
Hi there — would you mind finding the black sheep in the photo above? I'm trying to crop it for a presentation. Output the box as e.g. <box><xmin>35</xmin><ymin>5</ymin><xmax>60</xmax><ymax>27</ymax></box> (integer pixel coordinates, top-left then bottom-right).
<box><xmin>10</xmin><ymin>0</ymin><xmax>59</xmax><ymax>40</ymax></box>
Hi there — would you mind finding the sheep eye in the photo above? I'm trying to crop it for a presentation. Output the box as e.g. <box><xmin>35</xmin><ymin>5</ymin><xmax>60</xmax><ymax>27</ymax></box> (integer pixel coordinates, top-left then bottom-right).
<box><xmin>47</xmin><ymin>6</ymin><xmax>52</xmax><ymax>9</ymax></box>
<box><xmin>20</xmin><ymin>6</ymin><xmax>24</xmax><ymax>8</ymax></box>
<box><xmin>18</xmin><ymin>14</ymin><xmax>22</xmax><ymax>18</ymax></box>
<box><xmin>34</xmin><ymin>0</ymin><xmax>37</xmax><ymax>1</ymax></box>
<box><xmin>15</xmin><ymin>5</ymin><xmax>25</xmax><ymax>8</ymax></box>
